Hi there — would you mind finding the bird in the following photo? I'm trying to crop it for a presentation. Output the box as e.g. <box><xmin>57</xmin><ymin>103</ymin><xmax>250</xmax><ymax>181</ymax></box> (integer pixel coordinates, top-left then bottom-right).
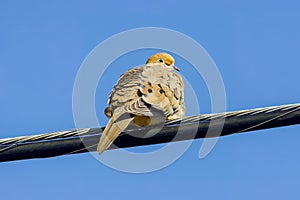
<box><xmin>97</xmin><ymin>52</ymin><xmax>185</xmax><ymax>154</ymax></box>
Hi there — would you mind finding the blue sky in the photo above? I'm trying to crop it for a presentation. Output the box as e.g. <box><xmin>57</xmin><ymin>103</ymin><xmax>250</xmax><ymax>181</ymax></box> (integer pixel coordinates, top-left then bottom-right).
<box><xmin>1</xmin><ymin>0</ymin><xmax>300</xmax><ymax>199</ymax></box>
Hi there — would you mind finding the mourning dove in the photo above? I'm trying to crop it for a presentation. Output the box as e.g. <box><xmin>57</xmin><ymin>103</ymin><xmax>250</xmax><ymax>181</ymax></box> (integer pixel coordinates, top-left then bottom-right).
<box><xmin>97</xmin><ymin>52</ymin><xmax>185</xmax><ymax>154</ymax></box>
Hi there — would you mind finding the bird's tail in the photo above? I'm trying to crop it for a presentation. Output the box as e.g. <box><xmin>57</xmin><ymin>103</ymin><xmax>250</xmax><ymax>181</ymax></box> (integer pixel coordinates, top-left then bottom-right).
<box><xmin>97</xmin><ymin>110</ymin><xmax>133</xmax><ymax>154</ymax></box>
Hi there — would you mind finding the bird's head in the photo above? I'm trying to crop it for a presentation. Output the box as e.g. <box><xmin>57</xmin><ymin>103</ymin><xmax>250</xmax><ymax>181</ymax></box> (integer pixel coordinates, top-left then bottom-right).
<box><xmin>146</xmin><ymin>52</ymin><xmax>180</xmax><ymax>71</ymax></box>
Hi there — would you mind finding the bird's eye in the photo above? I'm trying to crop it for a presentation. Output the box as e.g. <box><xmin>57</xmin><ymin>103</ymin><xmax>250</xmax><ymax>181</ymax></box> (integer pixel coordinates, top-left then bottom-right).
<box><xmin>158</xmin><ymin>59</ymin><xmax>164</xmax><ymax>63</ymax></box>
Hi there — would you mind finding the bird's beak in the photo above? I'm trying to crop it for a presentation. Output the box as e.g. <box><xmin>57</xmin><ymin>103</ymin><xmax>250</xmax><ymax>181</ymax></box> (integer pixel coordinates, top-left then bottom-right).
<box><xmin>173</xmin><ymin>65</ymin><xmax>180</xmax><ymax>71</ymax></box>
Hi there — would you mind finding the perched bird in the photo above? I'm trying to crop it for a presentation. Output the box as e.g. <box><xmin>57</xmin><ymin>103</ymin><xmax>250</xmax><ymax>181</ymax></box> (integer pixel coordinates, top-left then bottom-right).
<box><xmin>97</xmin><ymin>52</ymin><xmax>185</xmax><ymax>154</ymax></box>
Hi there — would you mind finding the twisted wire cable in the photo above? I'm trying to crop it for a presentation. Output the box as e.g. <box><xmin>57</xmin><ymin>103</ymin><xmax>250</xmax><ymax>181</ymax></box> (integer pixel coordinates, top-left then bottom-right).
<box><xmin>1</xmin><ymin>103</ymin><xmax>300</xmax><ymax>162</ymax></box>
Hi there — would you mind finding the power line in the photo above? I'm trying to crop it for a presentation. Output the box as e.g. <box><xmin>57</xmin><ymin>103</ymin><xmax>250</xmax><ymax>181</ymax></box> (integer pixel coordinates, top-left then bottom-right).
<box><xmin>1</xmin><ymin>103</ymin><xmax>300</xmax><ymax>162</ymax></box>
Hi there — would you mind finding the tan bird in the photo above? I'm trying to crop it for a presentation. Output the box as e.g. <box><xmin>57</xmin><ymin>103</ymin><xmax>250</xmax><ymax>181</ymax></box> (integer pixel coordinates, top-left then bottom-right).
<box><xmin>97</xmin><ymin>52</ymin><xmax>185</xmax><ymax>154</ymax></box>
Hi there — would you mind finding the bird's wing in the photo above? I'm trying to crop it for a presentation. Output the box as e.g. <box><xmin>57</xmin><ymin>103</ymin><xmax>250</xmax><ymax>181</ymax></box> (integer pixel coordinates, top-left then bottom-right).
<box><xmin>137</xmin><ymin>64</ymin><xmax>185</xmax><ymax>119</ymax></box>
<box><xmin>104</xmin><ymin>67</ymin><xmax>144</xmax><ymax>118</ymax></box>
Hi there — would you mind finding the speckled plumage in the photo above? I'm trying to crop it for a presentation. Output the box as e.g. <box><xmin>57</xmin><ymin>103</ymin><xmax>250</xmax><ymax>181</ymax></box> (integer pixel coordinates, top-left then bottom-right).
<box><xmin>97</xmin><ymin>53</ymin><xmax>185</xmax><ymax>154</ymax></box>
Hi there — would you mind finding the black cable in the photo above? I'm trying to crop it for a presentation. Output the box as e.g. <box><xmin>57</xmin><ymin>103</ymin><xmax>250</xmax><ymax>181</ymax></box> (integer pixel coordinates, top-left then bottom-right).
<box><xmin>0</xmin><ymin>104</ymin><xmax>300</xmax><ymax>162</ymax></box>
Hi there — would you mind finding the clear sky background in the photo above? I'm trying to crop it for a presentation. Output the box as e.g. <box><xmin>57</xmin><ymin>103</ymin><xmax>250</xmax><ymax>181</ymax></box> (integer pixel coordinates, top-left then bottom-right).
<box><xmin>1</xmin><ymin>0</ymin><xmax>300</xmax><ymax>199</ymax></box>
